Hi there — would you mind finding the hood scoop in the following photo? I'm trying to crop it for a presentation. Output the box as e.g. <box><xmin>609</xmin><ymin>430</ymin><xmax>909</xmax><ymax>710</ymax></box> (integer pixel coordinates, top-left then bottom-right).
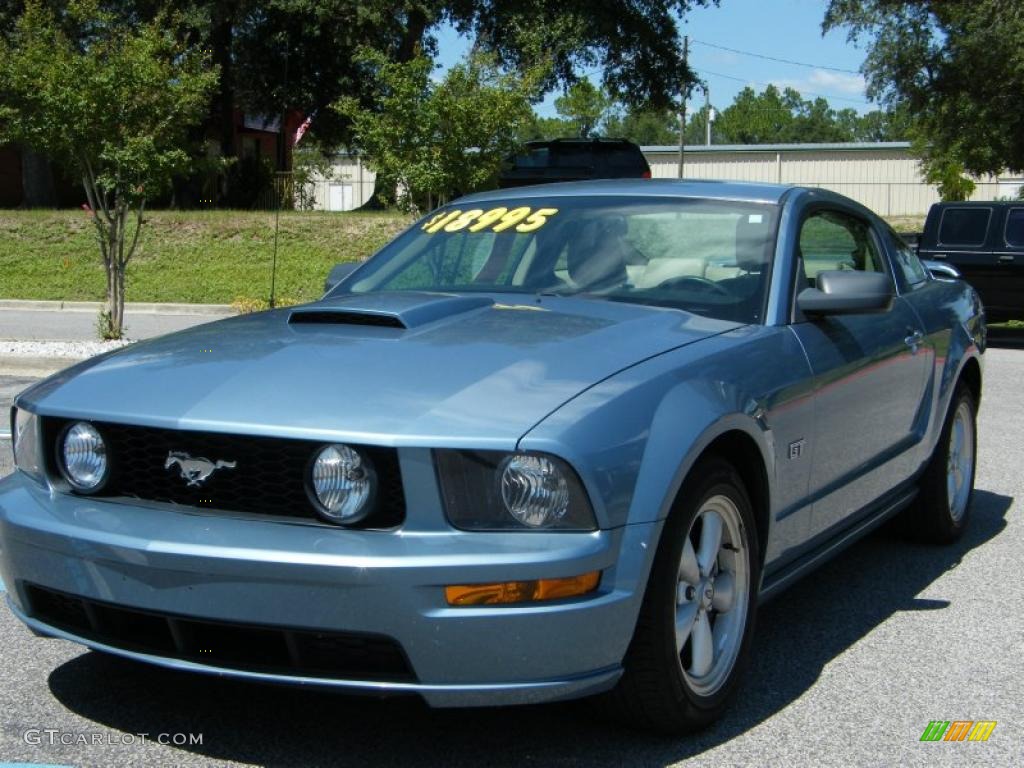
<box><xmin>289</xmin><ymin>293</ymin><xmax>495</xmax><ymax>330</ymax></box>
<box><xmin>289</xmin><ymin>309</ymin><xmax>406</xmax><ymax>328</ymax></box>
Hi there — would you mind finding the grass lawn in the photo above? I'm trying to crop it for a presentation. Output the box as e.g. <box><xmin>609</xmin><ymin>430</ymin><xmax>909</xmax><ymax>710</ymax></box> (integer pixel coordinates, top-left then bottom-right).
<box><xmin>0</xmin><ymin>209</ymin><xmax>924</xmax><ymax>305</ymax></box>
<box><xmin>885</xmin><ymin>215</ymin><xmax>926</xmax><ymax>233</ymax></box>
<box><xmin>0</xmin><ymin>209</ymin><xmax>413</xmax><ymax>305</ymax></box>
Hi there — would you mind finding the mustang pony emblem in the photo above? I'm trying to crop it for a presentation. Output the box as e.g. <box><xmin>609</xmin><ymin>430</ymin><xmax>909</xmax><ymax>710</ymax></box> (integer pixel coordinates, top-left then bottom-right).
<box><xmin>165</xmin><ymin>451</ymin><xmax>237</xmax><ymax>487</ymax></box>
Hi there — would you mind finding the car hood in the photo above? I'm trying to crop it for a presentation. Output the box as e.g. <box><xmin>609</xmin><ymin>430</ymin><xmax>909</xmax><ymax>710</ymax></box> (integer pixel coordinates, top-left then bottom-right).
<box><xmin>21</xmin><ymin>292</ymin><xmax>738</xmax><ymax>446</ymax></box>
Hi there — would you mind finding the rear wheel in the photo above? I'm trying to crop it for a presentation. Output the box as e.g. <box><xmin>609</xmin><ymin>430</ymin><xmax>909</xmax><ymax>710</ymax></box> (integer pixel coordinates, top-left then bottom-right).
<box><xmin>599</xmin><ymin>457</ymin><xmax>760</xmax><ymax>734</ymax></box>
<box><xmin>905</xmin><ymin>384</ymin><xmax>977</xmax><ymax>543</ymax></box>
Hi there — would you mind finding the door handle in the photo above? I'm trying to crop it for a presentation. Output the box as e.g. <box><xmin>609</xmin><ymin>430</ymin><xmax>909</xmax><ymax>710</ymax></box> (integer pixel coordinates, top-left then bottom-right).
<box><xmin>998</xmin><ymin>254</ymin><xmax>1015</xmax><ymax>262</ymax></box>
<box><xmin>904</xmin><ymin>329</ymin><xmax>924</xmax><ymax>350</ymax></box>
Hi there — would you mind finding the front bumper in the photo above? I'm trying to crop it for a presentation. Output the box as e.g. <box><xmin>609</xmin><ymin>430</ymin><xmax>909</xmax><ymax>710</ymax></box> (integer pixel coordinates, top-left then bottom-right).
<box><xmin>0</xmin><ymin>471</ymin><xmax>659</xmax><ymax>707</ymax></box>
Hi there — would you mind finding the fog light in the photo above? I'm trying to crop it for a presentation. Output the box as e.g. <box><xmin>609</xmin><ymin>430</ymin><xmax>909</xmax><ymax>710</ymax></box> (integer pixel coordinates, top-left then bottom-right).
<box><xmin>308</xmin><ymin>444</ymin><xmax>375</xmax><ymax>523</ymax></box>
<box><xmin>59</xmin><ymin>421</ymin><xmax>108</xmax><ymax>492</ymax></box>
<box><xmin>445</xmin><ymin>572</ymin><xmax>601</xmax><ymax>606</ymax></box>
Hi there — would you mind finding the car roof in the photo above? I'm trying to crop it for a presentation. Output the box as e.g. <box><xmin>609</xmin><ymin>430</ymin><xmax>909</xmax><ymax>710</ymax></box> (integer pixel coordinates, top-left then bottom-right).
<box><xmin>456</xmin><ymin>178</ymin><xmax>796</xmax><ymax>206</ymax></box>
<box><xmin>523</xmin><ymin>138</ymin><xmax>639</xmax><ymax>147</ymax></box>
<box><xmin>930</xmin><ymin>200</ymin><xmax>1017</xmax><ymax>207</ymax></box>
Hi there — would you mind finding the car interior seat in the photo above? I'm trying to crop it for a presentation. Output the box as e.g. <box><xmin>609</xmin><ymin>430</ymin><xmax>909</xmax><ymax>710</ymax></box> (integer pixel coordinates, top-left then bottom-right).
<box><xmin>718</xmin><ymin>215</ymin><xmax>772</xmax><ymax>319</ymax></box>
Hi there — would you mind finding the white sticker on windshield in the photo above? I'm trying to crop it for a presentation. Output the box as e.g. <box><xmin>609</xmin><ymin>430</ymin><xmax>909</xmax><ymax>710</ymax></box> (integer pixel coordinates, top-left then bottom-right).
<box><xmin>748</xmin><ymin>214</ymin><xmax>763</xmax><ymax>223</ymax></box>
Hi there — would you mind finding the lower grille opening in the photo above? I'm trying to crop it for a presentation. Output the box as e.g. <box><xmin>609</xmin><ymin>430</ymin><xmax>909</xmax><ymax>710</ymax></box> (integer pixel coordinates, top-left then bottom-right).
<box><xmin>24</xmin><ymin>583</ymin><xmax>416</xmax><ymax>682</ymax></box>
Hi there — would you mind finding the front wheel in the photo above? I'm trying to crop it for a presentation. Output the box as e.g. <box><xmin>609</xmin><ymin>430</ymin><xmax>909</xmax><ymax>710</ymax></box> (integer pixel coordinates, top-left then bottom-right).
<box><xmin>599</xmin><ymin>457</ymin><xmax>760</xmax><ymax>734</ymax></box>
<box><xmin>904</xmin><ymin>384</ymin><xmax>977</xmax><ymax>543</ymax></box>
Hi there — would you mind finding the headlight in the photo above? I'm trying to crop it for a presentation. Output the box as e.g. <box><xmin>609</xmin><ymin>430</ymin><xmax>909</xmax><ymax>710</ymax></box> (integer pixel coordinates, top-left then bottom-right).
<box><xmin>59</xmin><ymin>421</ymin><xmax>109</xmax><ymax>492</ymax></box>
<box><xmin>436</xmin><ymin>450</ymin><xmax>596</xmax><ymax>531</ymax></box>
<box><xmin>308</xmin><ymin>444</ymin><xmax>375</xmax><ymax>524</ymax></box>
<box><xmin>499</xmin><ymin>454</ymin><xmax>570</xmax><ymax>527</ymax></box>
<box><xmin>11</xmin><ymin>407</ymin><xmax>44</xmax><ymax>485</ymax></box>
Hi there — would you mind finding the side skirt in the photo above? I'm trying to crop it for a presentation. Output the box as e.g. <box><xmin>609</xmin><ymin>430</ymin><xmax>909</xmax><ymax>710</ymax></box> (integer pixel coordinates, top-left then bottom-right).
<box><xmin>758</xmin><ymin>486</ymin><xmax>918</xmax><ymax>603</ymax></box>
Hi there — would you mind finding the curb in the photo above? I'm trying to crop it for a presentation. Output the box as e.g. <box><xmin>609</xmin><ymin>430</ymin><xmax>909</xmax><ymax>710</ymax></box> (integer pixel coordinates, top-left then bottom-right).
<box><xmin>0</xmin><ymin>356</ymin><xmax>80</xmax><ymax>378</ymax></box>
<box><xmin>0</xmin><ymin>299</ymin><xmax>235</xmax><ymax>316</ymax></box>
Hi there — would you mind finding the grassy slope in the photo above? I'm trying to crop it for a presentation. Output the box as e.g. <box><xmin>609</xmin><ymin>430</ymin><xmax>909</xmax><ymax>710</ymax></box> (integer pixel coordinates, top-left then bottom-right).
<box><xmin>0</xmin><ymin>209</ymin><xmax>923</xmax><ymax>305</ymax></box>
<box><xmin>0</xmin><ymin>210</ymin><xmax>412</xmax><ymax>304</ymax></box>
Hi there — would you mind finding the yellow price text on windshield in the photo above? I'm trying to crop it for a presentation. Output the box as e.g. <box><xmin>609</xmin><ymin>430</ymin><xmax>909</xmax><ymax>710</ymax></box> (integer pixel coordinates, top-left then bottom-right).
<box><xmin>421</xmin><ymin>207</ymin><xmax>559</xmax><ymax>234</ymax></box>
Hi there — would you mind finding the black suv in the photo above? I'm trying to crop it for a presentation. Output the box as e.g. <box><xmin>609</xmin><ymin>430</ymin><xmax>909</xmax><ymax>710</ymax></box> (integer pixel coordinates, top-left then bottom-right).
<box><xmin>498</xmin><ymin>138</ymin><xmax>651</xmax><ymax>188</ymax></box>
<box><xmin>918</xmin><ymin>201</ymin><xmax>1024</xmax><ymax>322</ymax></box>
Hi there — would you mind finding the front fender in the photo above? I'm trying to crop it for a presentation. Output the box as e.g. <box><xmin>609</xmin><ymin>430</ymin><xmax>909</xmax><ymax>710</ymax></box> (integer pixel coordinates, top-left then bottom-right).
<box><xmin>519</xmin><ymin>325</ymin><xmax>813</xmax><ymax>545</ymax></box>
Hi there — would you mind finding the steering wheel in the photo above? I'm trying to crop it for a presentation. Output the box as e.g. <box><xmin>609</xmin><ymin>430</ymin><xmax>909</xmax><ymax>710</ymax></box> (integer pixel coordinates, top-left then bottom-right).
<box><xmin>655</xmin><ymin>275</ymin><xmax>732</xmax><ymax>297</ymax></box>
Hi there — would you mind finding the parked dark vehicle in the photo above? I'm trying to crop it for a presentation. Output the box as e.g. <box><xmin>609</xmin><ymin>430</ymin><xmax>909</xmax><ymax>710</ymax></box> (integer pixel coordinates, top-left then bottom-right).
<box><xmin>498</xmin><ymin>138</ymin><xmax>651</xmax><ymax>188</ymax></box>
<box><xmin>918</xmin><ymin>201</ymin><xmax>1024</xmax><ymax>322</ymax></box>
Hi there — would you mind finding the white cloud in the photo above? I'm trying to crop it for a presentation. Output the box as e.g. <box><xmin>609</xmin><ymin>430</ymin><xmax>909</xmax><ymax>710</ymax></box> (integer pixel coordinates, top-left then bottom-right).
<box><xmin>762</xmin><ymin>69</ymin><xmax>866</xmax><ymax>103</ymax></box>
<box><xmin>807</xmin><ymin>69</ymin><xmax>866</xmax><ymax>96</ymax></box>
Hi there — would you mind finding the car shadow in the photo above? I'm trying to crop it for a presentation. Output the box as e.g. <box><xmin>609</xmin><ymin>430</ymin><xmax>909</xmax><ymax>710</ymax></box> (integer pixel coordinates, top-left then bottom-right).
<box><xmin>46</xmin><ymin>489</ymin><xmax>1012</xmax><ymax>767</ymax></box>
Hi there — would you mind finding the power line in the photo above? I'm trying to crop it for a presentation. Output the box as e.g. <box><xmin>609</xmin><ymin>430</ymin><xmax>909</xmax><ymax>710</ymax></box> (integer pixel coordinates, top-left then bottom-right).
<box><xmin>692</xmin><ymin>39</ymin><xmax>862</xmax><ymax>75</ymax></box>
<box><xmin>694</xmin><ymin>67</ymin><xmax>872</xmax><ymax>106</ymax></box>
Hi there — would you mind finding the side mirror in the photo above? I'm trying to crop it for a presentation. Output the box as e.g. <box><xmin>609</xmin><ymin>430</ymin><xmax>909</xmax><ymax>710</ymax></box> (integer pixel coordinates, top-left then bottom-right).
<box><xmin>922</xmin><ymin>259</ymin><xmax>961</xmax><ymax>280</ymax></box>
<box><xmin>323</xmin><ymin>261</ymin><xmax>362</xmax><ymax>294</ymax></box>
<box><xmin>798</xmin><ymin>271</ymin><xmax>894</xmax><ymax>316</ymax></box>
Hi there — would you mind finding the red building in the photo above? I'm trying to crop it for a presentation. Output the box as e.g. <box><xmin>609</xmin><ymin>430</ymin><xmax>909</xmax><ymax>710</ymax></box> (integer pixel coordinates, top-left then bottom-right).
<box><xmin>0</xmin><ymin>109</ymin><xmax>304</xmax><ymax>208</ymax></box>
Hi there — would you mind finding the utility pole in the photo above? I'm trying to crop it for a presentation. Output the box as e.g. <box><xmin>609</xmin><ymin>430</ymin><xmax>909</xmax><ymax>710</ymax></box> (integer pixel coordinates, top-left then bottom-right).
<box><xmin>704</xmin><ymin>84</ymin><xmax>712</xmax><ymax>146</ymax></box>
<box><xmin>677</xmin><ymin>35</ymin><xmax>689</xmax><ymax>179</ymax></box>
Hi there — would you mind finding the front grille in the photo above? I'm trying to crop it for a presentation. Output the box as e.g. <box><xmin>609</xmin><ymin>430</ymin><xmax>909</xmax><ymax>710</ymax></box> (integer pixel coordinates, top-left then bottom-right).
<box><xmin>24</xmin><ymin>583</ymin><xmax>416</xmax><ymax>682</ymax></box>
<box><xmin>42</xmin><ymin>418</ymin><xmax>405</xmax><ymax>527</ymax></box>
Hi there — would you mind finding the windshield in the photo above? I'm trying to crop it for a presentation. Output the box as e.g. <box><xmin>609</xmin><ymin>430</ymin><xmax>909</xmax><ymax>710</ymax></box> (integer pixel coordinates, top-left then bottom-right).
<box><xmin>340</xmin><ymin>196</ymin><xmax>779</xmax><ymax>324</ymax></box>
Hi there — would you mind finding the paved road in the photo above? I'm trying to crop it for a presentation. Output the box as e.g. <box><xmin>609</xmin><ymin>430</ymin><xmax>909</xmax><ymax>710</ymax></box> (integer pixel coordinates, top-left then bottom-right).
<box><xmin>0</xmin><ymin>347</ymin><xmax>1021</xmax><ymax>767</ymax></box>
<box><xmin>0</xmin><ymin>308</ymin><xmax>223</xmax><ymax>342</ymax></box>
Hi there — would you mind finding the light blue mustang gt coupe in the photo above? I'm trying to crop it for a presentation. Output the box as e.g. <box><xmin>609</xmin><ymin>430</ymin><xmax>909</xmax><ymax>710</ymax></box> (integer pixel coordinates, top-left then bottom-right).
<box><xmin>2</xmin><ymin>180</ymin><xmax>985</xmax><ymax>733</ymax></box>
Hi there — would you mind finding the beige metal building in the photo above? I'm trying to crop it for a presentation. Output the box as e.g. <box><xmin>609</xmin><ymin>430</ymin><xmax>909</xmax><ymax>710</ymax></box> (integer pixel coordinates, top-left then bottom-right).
<box><xmin>309</xmin><ymin>142</ymin><xmax>1022</xmax><ymax>216</ymax></box>
<box><xmin>644</xmin><ymin>142</ymin><xmax>1020</xmax><ymax>217</ymax></box>
<box><xmin>301</xmin><ymin>154</ymin><xmax>377</xmax><ymax>211</ymax></box>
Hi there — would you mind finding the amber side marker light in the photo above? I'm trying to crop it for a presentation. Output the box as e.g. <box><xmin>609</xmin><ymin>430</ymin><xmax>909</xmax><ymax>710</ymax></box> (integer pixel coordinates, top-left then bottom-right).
<box><xmin>445</xmin><ymin>572</ymin><xmax>601</xmax><ymax>606</ymax></box>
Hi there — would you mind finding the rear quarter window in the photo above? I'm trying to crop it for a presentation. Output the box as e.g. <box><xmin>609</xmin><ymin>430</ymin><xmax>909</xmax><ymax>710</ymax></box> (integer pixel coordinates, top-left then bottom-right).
<box><xmin>1005</xmin><ymin>208</ymin><xmax>1024</xmax><ymax>248</ymax></box>
<box><xmin>604</xmin><ymin>146</ymin><xmax>647</xmax><ymax>170</ymax></box>
<box><xmin>938</xmin><ymin>208</ymin><xmax>992</xmax><ymax>247</ymax></box>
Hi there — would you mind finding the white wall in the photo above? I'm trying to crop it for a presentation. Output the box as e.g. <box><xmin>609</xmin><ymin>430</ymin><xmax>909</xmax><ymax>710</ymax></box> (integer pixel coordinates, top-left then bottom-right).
<box><xmin>310</xmin><ymin>144</ymin><xmax>1016</xmax><ymax>217</ymax></box>
<box><xmin>303</xmin><ymin>156</ymin><xmax>376</xmax><ymax>211</ymax></box>
<box><xmin>644</xmin><ymin>143</ymin><xmax>1007</xmax><ymax>217</ymax></box>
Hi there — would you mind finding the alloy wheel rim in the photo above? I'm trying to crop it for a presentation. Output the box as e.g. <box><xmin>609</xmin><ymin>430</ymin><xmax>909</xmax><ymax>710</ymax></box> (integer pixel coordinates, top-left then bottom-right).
<box><xmin>946</xmin><ymin>401</ymin><xmax>975</xmax><ymax>523</ymax></box>
<box><xmin>675</xmin><ymin>494</ymin><xmax>750</xmax><ymax>697</ymax></box>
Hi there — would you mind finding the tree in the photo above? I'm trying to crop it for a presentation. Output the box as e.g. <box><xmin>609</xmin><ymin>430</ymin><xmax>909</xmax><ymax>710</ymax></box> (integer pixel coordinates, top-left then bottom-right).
<box><xmin>848</xmin><ymin>106</ymin><xmax>912</xmax><ymax>142</ymax></box>
<box><xmin>921</xmin><ymin>155</ymin><xmax>976</xmax><ymax>202</ymax></box>
<box><xmin>194</xmin><ymin>0</ymin><xmax>720</xmax><ymax>150</ymax></box>
<box><xmin>335</xmin><ymin>50</ymin><xmax>541</xmax><ymax>212</ymax></box>
<box><xmin>554</xmin><ymin>81</ymin><xmax>611</xmax><ymax>138</ymax></box>
<box><xmin>520</xmin><ymin>114</ymin><xmax>576</xmax><ymax>141</ymax></box>
<box><xmin>824</xmin><ymin>0</ymin><xmax>1024</xmax><ymax>175</ymax></box>
<box><xmin>4</xmin><ymin>1</ymin><xmax>716</xmax><ymax>207</ymax></box>
<box><xmin>603</xmin><ymin>107</ymin><xmax>680</xmax><ymax>146</ymax></box>
<box><xmin>712</xmin><ymin>86</ymin><xmax>801</xmax><ymax>144</ymax></box>
<box><xmin>0</xmin><ymin>1</ymin><xmax>217</xmax><ymax>338</ymax></box>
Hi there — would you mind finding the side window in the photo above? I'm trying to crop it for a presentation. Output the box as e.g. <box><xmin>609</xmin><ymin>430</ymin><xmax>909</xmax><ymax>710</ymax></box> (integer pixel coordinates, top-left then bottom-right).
<box><xmin>888</xmin><ymin>229</ymin><xmax>930</xmax><ymax>287</ymax></box>
<box><xmin>938</xmin><ymin>207</ymin><xmax>991</xmax><ymax>247</ymax></box>
<box><xmin>1005</xmin><ymin>208</ymin><xmax>1024</xmax><ymax>248</ymax></box>
<box><xmin>798</xmin><ymin>210</ymin><xmax>886</xmax><ymax>288</ymax></box>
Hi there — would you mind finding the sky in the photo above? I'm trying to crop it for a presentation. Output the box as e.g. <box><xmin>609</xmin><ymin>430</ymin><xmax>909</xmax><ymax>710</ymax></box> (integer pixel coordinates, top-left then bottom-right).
<box><xmin>433</xmin><ymin>0</ymin><xmax>875</xmax><ymax>116</ymax></box>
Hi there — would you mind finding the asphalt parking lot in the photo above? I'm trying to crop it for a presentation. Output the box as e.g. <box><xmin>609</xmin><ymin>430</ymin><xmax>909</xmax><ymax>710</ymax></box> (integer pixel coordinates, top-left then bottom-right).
<box><xmin>0</xmin><ymin>338</ymin><xmax>1021</xmax><ymax>768</ymax></box>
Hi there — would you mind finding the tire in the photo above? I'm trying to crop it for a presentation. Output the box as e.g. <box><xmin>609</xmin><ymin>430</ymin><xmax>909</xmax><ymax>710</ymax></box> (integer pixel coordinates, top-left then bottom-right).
<box><xmin>904</xmin><ymin>384</ymin><xmax>977</xmax><ymax>544</ymax></box>
<box><xmin>598</xmin><ymin>456</ymin><xmax>761</xmax><ymax>734</ymax></box>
